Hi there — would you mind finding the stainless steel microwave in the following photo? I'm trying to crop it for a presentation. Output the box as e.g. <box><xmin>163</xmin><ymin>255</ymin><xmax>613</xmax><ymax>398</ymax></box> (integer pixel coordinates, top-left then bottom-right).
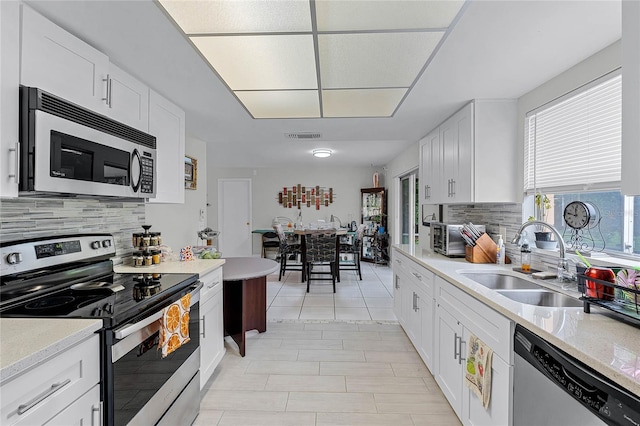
<box><xmin>431</xmin><ymin>223</ymin><xmax>485</xmax><ymax>257</ymax></box>
<box><xmin>18</xmin><ymin>86</ymin><xmax>156</xmax><ymax>199</ymax></box>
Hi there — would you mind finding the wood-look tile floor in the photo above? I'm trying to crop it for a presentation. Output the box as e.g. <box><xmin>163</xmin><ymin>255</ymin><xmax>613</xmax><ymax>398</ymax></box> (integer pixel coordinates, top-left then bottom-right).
<box><xmin>196</xmin><ymin>321</ymin><xmax>461</xmax><ymax>426</ymax></box>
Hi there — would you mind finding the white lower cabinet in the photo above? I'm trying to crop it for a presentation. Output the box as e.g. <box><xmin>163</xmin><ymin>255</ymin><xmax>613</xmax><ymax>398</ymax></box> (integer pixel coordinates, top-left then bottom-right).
<box><xmin>435</xmin><ymin>276</ymin><xmax>513</xmax><ymax>426</ymax></box>
<box><xmin>44</xmin><ymin>384</ymin><xmax>101</xmax><ymax>426</ymax></box>
<box><xmin>392</xmin><ymin>251</ymin><xmax>435</xmax><ymax>372</ymax></box>
<box><xmin>199</xmin><ymin>268</ymin><xmax>225</xmax><ymax>390</ymax></box>
<box><xmin>0</xmin><ymin>333</ymin><xmax>101</xmax><ymax>426</ymax></box>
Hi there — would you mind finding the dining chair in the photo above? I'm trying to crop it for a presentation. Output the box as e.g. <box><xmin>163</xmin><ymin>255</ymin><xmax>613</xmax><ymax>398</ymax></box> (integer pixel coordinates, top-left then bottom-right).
<box><xmin>273</xmin><ymin>224</ymin><xmax>303</xmax><ymax>281</ymax></box>
<box><xmin>304</xmin><ymin>229</ymin><xmax>337</xmax><ymax>293</ymax></box>
<box><xmin>338</xmin><ymin>224</ymin><xmax>366</xmax><ymax>280</ymax></box>
<box><xmin>261</xmin><ymin>231</ymin><xmax>280</xmax><ymax>259</ymax></box>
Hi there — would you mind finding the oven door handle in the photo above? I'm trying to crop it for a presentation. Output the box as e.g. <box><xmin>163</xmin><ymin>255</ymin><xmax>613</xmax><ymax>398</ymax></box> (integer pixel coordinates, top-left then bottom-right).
<box><xmin>114</xmin><ymin>282</ymin><xmax>202</xmax><ymax>340</ymax></box>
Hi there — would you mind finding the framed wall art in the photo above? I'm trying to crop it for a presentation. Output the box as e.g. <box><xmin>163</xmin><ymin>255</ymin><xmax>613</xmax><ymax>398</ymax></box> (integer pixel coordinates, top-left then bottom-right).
<box><xmin>185</xmin><ymin>156</ymin><xmax>197</xmax><ymax>190</ymax></box>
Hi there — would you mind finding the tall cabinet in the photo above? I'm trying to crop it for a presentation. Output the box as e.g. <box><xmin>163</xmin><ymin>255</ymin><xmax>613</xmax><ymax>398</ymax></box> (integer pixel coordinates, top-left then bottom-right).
<box><xmin>361</xmin><ymin>188</ymin><xmax>387</xmax><ymax>263</ymax></box>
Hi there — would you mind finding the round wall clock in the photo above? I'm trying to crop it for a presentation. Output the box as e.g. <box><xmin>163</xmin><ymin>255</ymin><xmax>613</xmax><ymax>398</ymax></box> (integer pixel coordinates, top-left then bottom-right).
<box><xmin>563</xmin><ymin>201</ymin><xmax>598</xmax><ymax>230</ymax></box>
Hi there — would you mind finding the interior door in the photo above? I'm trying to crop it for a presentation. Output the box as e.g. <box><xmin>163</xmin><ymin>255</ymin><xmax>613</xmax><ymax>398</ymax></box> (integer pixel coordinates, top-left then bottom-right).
<box><xmin>218</xmin><ymin>178</ymin><xmax>252</xmax><ymax>257</ymax></box>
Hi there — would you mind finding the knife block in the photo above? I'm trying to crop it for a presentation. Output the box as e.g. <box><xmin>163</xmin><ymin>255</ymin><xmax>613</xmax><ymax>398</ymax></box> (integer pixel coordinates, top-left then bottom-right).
<box><xmin>465</xmin><ymin>233</ymin><xmax>498</xmax><ymax>263</ymax></box>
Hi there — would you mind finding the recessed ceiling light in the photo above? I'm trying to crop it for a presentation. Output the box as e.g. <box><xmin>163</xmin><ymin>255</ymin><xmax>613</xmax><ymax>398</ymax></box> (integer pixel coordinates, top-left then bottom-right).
<box><xmin>312</xmin><ymin>149</ymin><xmax>332</xmax><ymax>158</ymax></box>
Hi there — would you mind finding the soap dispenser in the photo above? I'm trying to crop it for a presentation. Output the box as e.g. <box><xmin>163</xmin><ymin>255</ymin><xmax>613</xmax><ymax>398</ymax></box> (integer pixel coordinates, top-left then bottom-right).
<box><xmin>520</xmin><ymin>243</ymin><xmax>532</xmax><ymax>272</ymax></box>
<box><xmin>496</xmin><ymin>234</ymin><xmax>505</xmax><ymax>265</ymax></box>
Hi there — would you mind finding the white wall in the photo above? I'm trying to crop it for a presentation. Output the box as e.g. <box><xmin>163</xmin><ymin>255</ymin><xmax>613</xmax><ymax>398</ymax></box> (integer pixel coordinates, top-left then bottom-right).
<box><xmin>207</xmin><ymin>165</ymin><xmax>376</xmax><ymax>255</ymax></box>
<box><xmin>145</xmin><ymin>136</ymin><xmax>208</xmax><ymax>250</ymax></box>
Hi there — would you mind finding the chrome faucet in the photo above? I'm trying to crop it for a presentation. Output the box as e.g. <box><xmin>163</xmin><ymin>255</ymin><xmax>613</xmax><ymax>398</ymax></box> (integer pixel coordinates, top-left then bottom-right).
<box><xmin>511</xmin><ymin>220</ymin><xmax>574</xmax><ymax>281</ymax></box>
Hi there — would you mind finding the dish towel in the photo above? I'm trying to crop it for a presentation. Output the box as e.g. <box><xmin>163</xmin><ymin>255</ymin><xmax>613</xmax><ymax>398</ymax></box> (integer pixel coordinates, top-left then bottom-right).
<box><xmin>464</xmin><ymin>334</ymin><xmax>493</xmax><ymax>409</ymax></box>
<box><xmin>158</xmin><ymin>293</ymin><xmax>191</xmax><ymax>358</ymax></box>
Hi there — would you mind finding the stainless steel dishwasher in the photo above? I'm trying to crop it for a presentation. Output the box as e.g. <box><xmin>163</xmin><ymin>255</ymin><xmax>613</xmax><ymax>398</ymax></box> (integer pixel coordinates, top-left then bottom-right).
<box><xmin>513</xmin><ymin>325</ymin><xmax>640</xmax><ymax>426</ymax></box>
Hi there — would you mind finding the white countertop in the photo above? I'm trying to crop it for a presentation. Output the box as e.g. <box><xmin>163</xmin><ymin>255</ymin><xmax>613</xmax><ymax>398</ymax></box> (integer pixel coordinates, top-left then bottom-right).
<box><xmin>221</xmin><ymin>257</ymin><xmax>279</xmax><ymax>281</ymax></box>
<box><xmin>114</xmin><ymin>258</ymin><xmax>225</xmax><ymax>276</ymax></box>
<box><xmin>393</xmin><ymin>244</ymin><xmax>640</xmax><ymax>397</ymax></box>
<box><xmin>0</xmin><ymin>318</ymin><xmax>102</xmax><ymax>382</ymax></box>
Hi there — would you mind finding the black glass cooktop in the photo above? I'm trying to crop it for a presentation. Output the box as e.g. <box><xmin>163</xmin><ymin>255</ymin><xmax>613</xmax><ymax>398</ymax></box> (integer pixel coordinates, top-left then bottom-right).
<box><xmin>0</xmin><ymin>271</ymin><xmax>198</xmax><ymax>328</ymax></box>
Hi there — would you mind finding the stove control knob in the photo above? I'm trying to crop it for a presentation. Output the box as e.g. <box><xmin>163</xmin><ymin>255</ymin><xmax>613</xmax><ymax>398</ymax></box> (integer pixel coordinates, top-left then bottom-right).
<box><xmin>102</xmin><ymin>239</ymin><xmax>112</xmax><ymax>248</ymax></box>
<box><xmin>6</xmin><ymin>252</ymin><xmax>22</xmax><ymax>264</ymax></box>
<box><xmin>91</xmin><ymin>241</ymin><xmax>101</xmax><ymax>249</ymax></box>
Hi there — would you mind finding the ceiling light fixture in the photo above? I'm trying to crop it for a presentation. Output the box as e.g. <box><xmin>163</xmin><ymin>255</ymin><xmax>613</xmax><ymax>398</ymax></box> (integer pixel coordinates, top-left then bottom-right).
<box><xmin>312</xmin><ymin>149</ymin><xmax>332</xmax><ymax>158</ymax></box>
<box><xmin>158</xmin><ymin>0</ymin><xmax>466</xmax><ymax>119</ymax></box>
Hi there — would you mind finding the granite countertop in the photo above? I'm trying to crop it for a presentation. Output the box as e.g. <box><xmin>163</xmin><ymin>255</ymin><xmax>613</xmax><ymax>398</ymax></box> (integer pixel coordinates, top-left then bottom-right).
<box><xmin>0</xmin><ymin>318</ymin><xmax>102</xmax><ymax>382</ymax></box>
<box><xmin>114</xmin><ymin>258</ymin><xmax>225</xmax><ymax>276</ymax></box>
<box><xmin>393</xmin><ymin>244</ymin><xmax>640</xmax><ymax>397</ymax></box>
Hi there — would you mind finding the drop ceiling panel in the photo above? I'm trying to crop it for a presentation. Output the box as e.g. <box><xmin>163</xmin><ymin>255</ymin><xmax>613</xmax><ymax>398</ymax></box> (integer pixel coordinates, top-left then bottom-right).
<box><xmin>191</xmin><ymin>35</ymin><xmax>318</xmax><ymax>90</ymax></box>
<box><xmin>323</xmin><ymin>88</ymin><xmax>407</xmax><ymax>117</ymax></box>
<box><xmin>158</xmin><ymin>0</ymin><xmax>312</xmax><ymax>34</ymax></box>
<box><xmin>315</xmin><ymin>0</ymin><xmax>465</xmax><ymax>31</ymax></box>
<box><xmin>236</xmin><ymin>90</ymin><xmax>320</xmax><ymax>118</ymax></box>
<box><xmin>319</xmin><ymin>32</ymin><xmax>444</xmax><ymax>88</ymax></box>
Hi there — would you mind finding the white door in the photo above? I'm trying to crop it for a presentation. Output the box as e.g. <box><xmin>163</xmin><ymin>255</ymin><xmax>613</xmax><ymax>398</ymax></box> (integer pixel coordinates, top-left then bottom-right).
<box><xmin>218</xmin><ymin>178</ymin><xmax>252</xmax><ymax>257</ymax></box>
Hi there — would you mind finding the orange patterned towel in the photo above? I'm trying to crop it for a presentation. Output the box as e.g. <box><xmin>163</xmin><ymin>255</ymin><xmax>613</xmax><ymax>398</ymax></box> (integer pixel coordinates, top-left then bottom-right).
<box><xmin>464</xmin><ymin>334</ymin><xmax>493</xmax><ymax>409</ymax></box>
<box><xmin>158</xmin><ymin>293</ymin><xmax>191</xmax><ymax>358</ymax></box>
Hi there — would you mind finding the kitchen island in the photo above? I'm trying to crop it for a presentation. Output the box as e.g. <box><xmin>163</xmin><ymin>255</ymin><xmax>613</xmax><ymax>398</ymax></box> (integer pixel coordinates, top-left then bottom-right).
<box><xmin>222</xmin><ymin>257</ymin><xmax>279</xmax><ymax>356</ymax></box>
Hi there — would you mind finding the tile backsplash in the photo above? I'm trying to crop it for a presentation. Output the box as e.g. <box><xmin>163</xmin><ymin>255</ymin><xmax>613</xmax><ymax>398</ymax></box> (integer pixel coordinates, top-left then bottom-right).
<box><xmin>0</xmin><ymin>197</ymin><xmax>144</xmax><ymax>264</ymax></box>
<box><xmin>447</xmin><ymin>203</ymin><xmax>564</xmax><ymax>272</ymax></box>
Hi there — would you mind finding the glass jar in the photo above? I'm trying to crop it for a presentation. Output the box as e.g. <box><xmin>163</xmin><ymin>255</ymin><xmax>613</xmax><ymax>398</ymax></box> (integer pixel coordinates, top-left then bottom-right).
<box><xmin>144</xmin><ymin>252</ymin><xmax>153</xmax><ymax>266</ymax></box>
<box><xmin>142</xmin><ymin>235</ymin><xmax>151</xmax><ymax>248</ymax></box>
<box><xmin>150</xmin><ymin>232</ymin><xmax>160</xmax><ymax>246</ymax></box>
<box><xmin>520</xmin><ymin>244</ymin><xmax>532</xmax><ymax>272</ymax></box>
<box><xmin>133</xmin><ymin>253</ymin><xmax>144</xmax><ymax>267</ymax></box>
<box><xmin>151</xmin><ymin>249</ymin><xmax>161</xmax><ymax>264</ymax></box>
<box><xmin>132</xmin><ymin>233</ymin><xmax>143</xmax><ymax>247</ymax></box>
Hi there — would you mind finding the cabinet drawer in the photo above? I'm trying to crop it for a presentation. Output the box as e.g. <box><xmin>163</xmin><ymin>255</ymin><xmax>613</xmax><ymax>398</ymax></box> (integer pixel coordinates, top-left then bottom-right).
<box><xmin>200</xmin><ymin>267</ymin><xmax>223</xmax><ymax>303</ymax></box>
<box><xmin>1</xmin><ymin>334</ymin><xmax>100</xmax><ymax>426</ymax></box>
<box><xmin>393</xmin><ymin>251</ymin><xmax>434</xmax><ymax>298</ymax></box>
<box><xmin>44</xmin><ymin>384</ymin><xmax>101</xmax><ymax>426</ymax></box>
<box><xmin>436</xmin><ymin>277</ymin><xmax>513</xmax><ymax>362</ymax></box>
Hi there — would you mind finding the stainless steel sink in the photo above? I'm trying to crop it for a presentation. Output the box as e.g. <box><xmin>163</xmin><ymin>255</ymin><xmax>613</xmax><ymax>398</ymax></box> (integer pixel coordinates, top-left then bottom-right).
<box><xmin>460</xmin><ymin>272</ymin><xmax>582</xmax><ymax>307</ymax></box>
<box><xmin>461</xmin><ymin>272</ymin><xmax>542</xmax><ymax>290</ymax></box>
<box><xmin>497</xmin><ymin>290</ymin><xmax>583</xmax><ymax>308</ymax></box>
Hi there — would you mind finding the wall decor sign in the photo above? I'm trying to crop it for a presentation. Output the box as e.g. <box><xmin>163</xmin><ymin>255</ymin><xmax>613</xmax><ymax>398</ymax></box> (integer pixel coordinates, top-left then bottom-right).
<box><xmin>278</xmin><ymin>185</ymin><xmax>335</xmax><ymax>210</ymax></box>
<box><xmin>184</xmin><ymin>156</ymin><xmax>197</xmax><ymax>190</ymax></box>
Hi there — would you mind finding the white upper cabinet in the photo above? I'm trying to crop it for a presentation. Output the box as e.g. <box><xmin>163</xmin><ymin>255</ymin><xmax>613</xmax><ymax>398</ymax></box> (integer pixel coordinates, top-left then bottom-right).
<box><xmin>1</xmin><ymin>1</ymin><xmax>20</xmax><ymax>198</ymax></box>
<box><xmin>21</xmin><ymin>4</ymin><xmax>109</xmax><ymax>113</ymax></box>
<box><xmin>148</xmin><ymin>90</ymin><xmax>185</xmax><ymax>204</ymax></box>
<box><xmin>20</xmin><ymin>5</ymin><xmax>150</xmax><ymax>132</ymax></box>
<box><xmin>419</xmin><ymin>128</ymin><xmax>441</xmax><ymax>204</ymax></box>
<box><xmin>622</xmin><ymin>0</ymin><xmax>640</xmax><ymax>196</ymax></box>
<box><xmin>106</xmin><ymin>63</ymin><xmax>150</xmax><ymax>132</ymax></box>
<box><xmin>419</xmin><ymin>100</ymin><xmax>519</xmax><ymax>205</ymax></box>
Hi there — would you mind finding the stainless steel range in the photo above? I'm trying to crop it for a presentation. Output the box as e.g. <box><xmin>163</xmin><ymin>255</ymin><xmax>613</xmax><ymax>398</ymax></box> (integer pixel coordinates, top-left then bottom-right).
<box><xmin>0</xmin><ymin>234</ymin><xmax>202</xmax><ymax>426</ymax></box>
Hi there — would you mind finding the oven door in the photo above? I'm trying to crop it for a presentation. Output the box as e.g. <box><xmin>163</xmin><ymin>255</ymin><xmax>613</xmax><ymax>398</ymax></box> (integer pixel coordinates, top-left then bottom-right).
<box><xmin>107</xmin><ymin>285</ymin><xmax>201</xmax><ymax>426</ymax></box>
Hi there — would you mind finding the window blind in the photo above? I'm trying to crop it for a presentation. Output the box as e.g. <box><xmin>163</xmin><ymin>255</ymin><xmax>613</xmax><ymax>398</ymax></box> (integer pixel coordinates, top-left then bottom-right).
<box><xmin>524</xmin><ymin>72</ymin><xmax>621</xmax><ymax>193</ymax></box>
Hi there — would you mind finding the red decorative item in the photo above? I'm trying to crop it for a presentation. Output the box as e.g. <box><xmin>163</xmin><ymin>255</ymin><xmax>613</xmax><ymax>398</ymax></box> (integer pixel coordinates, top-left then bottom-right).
<box><xmin>585</xmin><ymin>267</ymin><xmax>615</xmax><ymax>300</ymax></box>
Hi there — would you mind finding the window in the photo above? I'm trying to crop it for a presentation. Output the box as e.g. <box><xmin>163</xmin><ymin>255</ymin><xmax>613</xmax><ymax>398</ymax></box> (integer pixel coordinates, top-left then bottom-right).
<box><xmin>399</xmin><ymin>171</ymin><xmax>419</xmax><ymax>247</ymax></box>
<box><xmin>525</xmin><ymin>71</ymin><xmax>639</xmax><ymax>256</ymax></box>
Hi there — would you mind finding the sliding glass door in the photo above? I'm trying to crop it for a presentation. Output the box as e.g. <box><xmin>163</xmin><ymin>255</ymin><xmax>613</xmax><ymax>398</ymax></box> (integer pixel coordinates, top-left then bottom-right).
<box><xmin>400</xmin><ymin>171</ymin><xmax>419</xmax><ymax>248</ymax></box>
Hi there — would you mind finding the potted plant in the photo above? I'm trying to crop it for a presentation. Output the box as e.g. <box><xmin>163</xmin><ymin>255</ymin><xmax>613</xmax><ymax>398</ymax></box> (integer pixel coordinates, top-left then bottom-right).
<box><xmin>529</xmin><ymin>193</ymin><xmax>556</xmax><ymax>248</ymax></box>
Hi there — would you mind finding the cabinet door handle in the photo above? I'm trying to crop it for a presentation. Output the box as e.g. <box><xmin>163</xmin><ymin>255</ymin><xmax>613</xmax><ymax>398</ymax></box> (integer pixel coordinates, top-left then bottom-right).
<box><xmin>451</xmin><ymin>179</ymin><xmax>456</xmax><ymax>197</ymax></box>
<box><xmin>201</xmin><ymin>316</ymin><xmax>206</xmax><ymax>338</ymax></box>
<box><xmin>424</xmin><ymin>185</ymin><xmax>428</xmax><ymax>199</ymax></box>
<box><xmin>395</xmin><ymin>276</ymin><xmax>400</xmax><ymax>289</ymax></box>
<box><xmin>447</xmin><ymin>179</ymin><xmax>452</xmax><ymax>197</ymax></box>
<box><xmin>415</xmin><ymin>294</ymin><xmax>420</xmax><ymax>311</ymax></box>
<box><xmin>92</xmin><ymin>403</ymin><xmax>102</xmax><ymax>426</ymax></box>
<box><xmin>453</xmin><ymin>332</ymin><xmax>459</xmax><ymax>360</ymax></box>
<box><xmin>458</xmin><ymin>336</ymin><xmax>466</xmax><ymax>365</ymax></box>
<box><xmin>8</xmin><ymin>143</ymin><xmax>19</xmax><ymax>183</ymax></box>
<box><xmin>207</xmin><ymin>280</ymin><xmax>220</xmax><ymax>289</ymax></box>
<box><xmin>102</xmin><ymin>74</ymin><xmax>112</xmax><ymax>107</ymax></box>
<box><xmin>17</xmin><ymin>378</ymin><xmax>71</xmax><ymax>415</ymax></box>
<box><xmin>412</xmin><ymin>272</ymin><xmax>422</xmax><ymax>281</ymax></box>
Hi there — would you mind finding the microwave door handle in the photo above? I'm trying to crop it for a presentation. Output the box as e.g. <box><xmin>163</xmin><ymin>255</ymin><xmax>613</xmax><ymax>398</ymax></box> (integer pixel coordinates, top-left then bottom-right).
<box><xmin>131</xmin><ymin>149</ymin><xmax>142</xmax><ymax>192</ymax></box>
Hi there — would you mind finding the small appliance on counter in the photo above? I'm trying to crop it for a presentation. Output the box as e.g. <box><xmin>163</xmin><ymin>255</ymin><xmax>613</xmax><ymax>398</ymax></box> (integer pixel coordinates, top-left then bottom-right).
<box><xmin>431</xmin><ymin>222</ymin><xmax>485</xmax><ymax>257</ymax></box>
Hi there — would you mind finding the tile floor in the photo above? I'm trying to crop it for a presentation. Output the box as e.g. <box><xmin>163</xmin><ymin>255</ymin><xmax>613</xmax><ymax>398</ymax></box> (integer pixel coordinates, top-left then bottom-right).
<box><xmin>266</xmin><ymin>262</ymin><xmax>396</xmax><ymax>321</ymax></box>
<box><xmin>196</xmin><ymin>321</ymin><xmax>460</xmax><ymax>425</ymax></box>
<box><xmin>194</xmin><ymin>263</ymin><xmax>461</xmax><ymax>425</ymax></box>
